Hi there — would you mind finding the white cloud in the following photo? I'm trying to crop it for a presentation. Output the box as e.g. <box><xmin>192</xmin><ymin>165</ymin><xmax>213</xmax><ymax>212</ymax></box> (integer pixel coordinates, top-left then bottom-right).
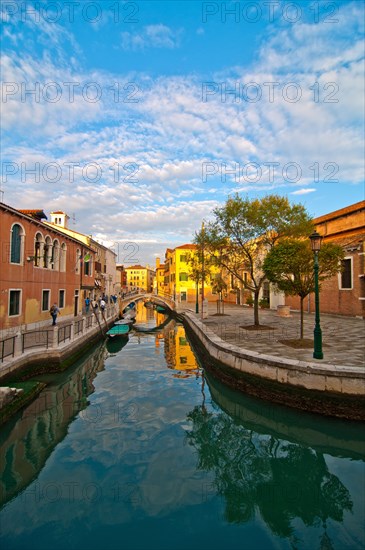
<box><xmin>291</xmin><ymin>188</ymin><xmax>316</xmax><ymax>195</ymax></box>
<box><xmin>121</xmin><ymin>24</ymin><xmax>183</xmax><ymax>51</ymax></box>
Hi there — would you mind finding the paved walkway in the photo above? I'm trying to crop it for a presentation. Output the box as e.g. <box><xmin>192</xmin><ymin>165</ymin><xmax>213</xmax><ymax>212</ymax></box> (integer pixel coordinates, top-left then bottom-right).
<box><xmin>176</xmin><ymin>303</ymin><xmax>365</xmax><ymax>368</ymax></box>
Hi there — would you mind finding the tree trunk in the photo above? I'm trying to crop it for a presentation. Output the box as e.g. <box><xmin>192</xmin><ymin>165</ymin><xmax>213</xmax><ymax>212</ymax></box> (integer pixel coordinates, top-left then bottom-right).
<box><xmin>300</xmin><ymin>296</ymin><xmax>304</xmax><ymax>339</ymax></box>
<box><xmin>254</xmin><ymin>290</ymin><xmax>260</xmax><ymax>325</ymax></box>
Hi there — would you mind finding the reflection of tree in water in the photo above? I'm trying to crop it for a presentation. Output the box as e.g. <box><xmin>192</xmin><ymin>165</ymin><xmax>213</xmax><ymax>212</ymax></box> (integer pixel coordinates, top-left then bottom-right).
<box><xmin>185</xmin><ymin>404</ymin><xmax>353</xmax><ymax>545</ymax></box>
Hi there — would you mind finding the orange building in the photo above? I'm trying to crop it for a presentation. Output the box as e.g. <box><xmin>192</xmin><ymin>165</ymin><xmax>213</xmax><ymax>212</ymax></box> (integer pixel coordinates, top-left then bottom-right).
<box><xmin>285</xmin><ymin>201</ymin><xmax>365</xmax><ymax>317</ymax></box>
<box><xmin>0</xmin><ymin>203</ymin><xmax>95</xmax><ymax>335</ymax></box>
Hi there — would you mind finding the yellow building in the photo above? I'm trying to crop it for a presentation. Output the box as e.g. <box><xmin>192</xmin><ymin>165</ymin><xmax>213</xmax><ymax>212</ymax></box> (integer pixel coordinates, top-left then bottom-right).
<box><xmin>163</xmin><ymin>244</ymin><xmax>223</xmax><ymax>304</ymax></box>
<box><xmin>125</xmin><ymin>265</ymin><xmax>155</xmax><ymax>292</ymax></box>
<box><xmin>154</xmin><ymin>258</ymin><xmax>167</xmax><ymax>296</ymax></box>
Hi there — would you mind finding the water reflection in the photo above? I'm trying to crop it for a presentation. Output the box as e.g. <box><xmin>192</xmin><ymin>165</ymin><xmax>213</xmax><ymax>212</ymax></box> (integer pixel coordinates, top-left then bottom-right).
<box><xmin>0</xmin><ymin>312</ymin><xmax>364</xmax><ymax>550</ymax></box>
<box><xmin>0</xmin><ymin>344</ymin><xmax>106</xmax><ymax>507</ymax></box>
<box><xmin>185</xmin><ymin>372</ymin><xmax>364</xmax><ymax>548</ymax></box>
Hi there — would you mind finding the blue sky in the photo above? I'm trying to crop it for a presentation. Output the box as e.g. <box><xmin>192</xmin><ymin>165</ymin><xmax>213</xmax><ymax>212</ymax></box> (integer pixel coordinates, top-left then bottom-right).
<box><xmin>1</xmin><ymin>0</ymin><xmax>364</xmax><ymax>266</ymax></box>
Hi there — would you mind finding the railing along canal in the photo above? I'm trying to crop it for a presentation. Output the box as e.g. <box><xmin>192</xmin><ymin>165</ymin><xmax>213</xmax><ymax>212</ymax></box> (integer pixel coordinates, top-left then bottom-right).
<box><xmin>22</xmin><ymin>330</ymin><xmax>50</xmax><ymax>352</ymax></box>
<box><xmin>58</xmin><ymin>324</ymin><xmax>72</xmax><ymax>344</ymax></box>
<box><xmin>1</xmin><ymin>336</ymin><xmax>16</xmax><ymax>363</ymax></box>
<box><xmin>74</xmin><ymin>319</ymin><xmax>84</xmax><ymax>336</ymax></box>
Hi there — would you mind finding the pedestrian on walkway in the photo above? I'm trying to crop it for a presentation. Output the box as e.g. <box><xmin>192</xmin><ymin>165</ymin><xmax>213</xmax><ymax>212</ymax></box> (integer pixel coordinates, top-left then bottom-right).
<box><xmin>50</xmin><ymin>303</ymin><xmax>60</xmax><ymax>326</ymax></box>
<box><xmin>85</xmin><ymin>296</ymin><xmax>90</xmax><ymax>313</ymax></box>
<box><xmin>100</xmin><ymin>298</ymin><xmax>106</xmax><ymax>312</ymax></box>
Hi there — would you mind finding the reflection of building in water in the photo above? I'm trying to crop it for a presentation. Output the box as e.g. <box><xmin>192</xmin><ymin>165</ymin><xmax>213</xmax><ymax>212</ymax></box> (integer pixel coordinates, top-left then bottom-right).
<box><xmin>163</xmin><ymin>324</ymin><xmax>199</xmax><ymax>375</ymax></box>
<box><xmin>0</xmin><ymin>345</ymin><xmax>105</xmax><ymax>507</ymax></box>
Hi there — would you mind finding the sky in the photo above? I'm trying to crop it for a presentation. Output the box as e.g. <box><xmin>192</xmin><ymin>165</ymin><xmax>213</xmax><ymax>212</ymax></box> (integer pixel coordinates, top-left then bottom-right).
<box><xmin>1</xmin><ymin>0</ymin><xmax>364</xmax><ymax>266</ymax></box>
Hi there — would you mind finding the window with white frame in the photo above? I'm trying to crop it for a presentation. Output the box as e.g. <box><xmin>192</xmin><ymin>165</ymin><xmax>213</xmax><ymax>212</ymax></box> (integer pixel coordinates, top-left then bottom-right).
<box><xmin>10</xmin><ymin>223</ymin><xmax>25</xmax><ymax>264</ymax></box>
<box><xmin>340</xmin><ymin>258</ymin><xmax>352</xmax><ymax>289</ymax></box>
<box><xmin>42</xmin><ymin>290</ymin><xmax>50</xmax><ymax>311</ymax></box>
<box><xmin>9</xmin><ymin>290</ymin><xmax>21</xmax><ymax>316</ymax></box>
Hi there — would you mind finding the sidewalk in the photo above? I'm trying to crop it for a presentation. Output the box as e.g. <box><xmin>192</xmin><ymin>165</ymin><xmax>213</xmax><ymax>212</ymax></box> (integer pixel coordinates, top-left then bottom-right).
<box><xmin>177</xmin><ymin>303</ymin><xmax>365</xmax><ymax>368</ymax></box>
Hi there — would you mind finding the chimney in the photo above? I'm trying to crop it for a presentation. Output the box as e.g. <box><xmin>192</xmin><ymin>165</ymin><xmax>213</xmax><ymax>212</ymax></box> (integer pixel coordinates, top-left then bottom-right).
<box><xmin>156</xmin><ymin>257</ymin><xmax>160</xmax><ymax>268</ymax></box>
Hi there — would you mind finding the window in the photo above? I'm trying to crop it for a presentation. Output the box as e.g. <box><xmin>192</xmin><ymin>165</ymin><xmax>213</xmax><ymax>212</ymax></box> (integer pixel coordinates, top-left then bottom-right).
<box><xmin>9</xmin><ymin>290</ymin><xmax>21</xmax><ymax>316</ymax></box>
<box><xmin>179</xmin><ymin>337</ymin><xmax>187</xmax><ymax>346</ymax></box>
<box><xmin>52</xmin><ymin>240</ymin><xmax>60</xmax><ymax>270</ymax></box>
<box><xmin>42</xmin><ymin>290</ymin><xmax>50</xmax><ymax>311</ymax></box>
<box><xmin>59</xmin><ymin>289</ymin><xmax>65</xmax><ymax>308</ymax></box>
<box><xmin>43</xmin><ymin>236</ymin><xmax>52</xmax><ymax>268</ymax></box>
<box><xmin>60</xmin><ymin>243</ymin><xmax>67</xmax><ymax>272</ymax></box>
<box><xmin>180</xmin><ymin>357</ymin><xmax>188</xmax><ymax>364</ymax></box>
<box><xmin>179</xmin><ymin>272</ymin><xmax>188</xmax><ymax>282</ymax></box>
<box><xmin>180</xmin><ymin>255</ymin><xmax>187</xmax><ymax>263</ymax></box>
<box><xmin>76</xmin><ymin>249</ymin><xmax>81</xmax><ymax>274</ymax></box>
<box><xmin>34</xmin><ymin>232</ymin><xmax>44</xmax><ymax>267</ymax></box>
<box><xmin>340</xmin><ymin>258</ymin><xmax>352</xmax><ymax>289</ymax></box>
<box><xmin>85</xmin><ymin>260</ymin><xmax>91</xmax><ymax>276</ymax></box>
<box><xmin>10</xmin><ymin>224</ymin><xmax>23</xmax><ymax>264</ymax></box>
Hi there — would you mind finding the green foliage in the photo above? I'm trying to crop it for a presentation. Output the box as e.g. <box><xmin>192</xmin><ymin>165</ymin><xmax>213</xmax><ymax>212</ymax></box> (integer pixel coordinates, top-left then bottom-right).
<box><xmin>263</xmin><ymin>238</ymin><xmax>344</xmax><ymax>338</ymax></box>
<box><xmin>197</xmin><ymin>194</ymin><xmax>313</xmax><ymax>325</ymax></box>
<box><xmin>263</xmin><ymin>239</ymin><xmax>344</xmax><ymax>297</ymax></box>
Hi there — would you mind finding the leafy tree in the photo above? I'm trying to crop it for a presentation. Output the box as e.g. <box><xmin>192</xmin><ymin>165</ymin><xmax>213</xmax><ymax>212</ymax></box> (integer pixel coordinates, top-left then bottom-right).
<box><xmin>263</xmin><ymin>239</ymin><xmax>344</xmax><ymax>338</ymax></box>
<box><xmin>200</xmin><ymin>194</ymin><xmax>313</xmax><ymax>325</ymax></box>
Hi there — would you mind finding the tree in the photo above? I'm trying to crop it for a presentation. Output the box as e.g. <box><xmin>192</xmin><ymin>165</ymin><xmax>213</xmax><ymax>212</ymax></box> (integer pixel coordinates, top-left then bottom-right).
<box><xmin>263</xmin><ymin>239</ymin><xmax>344</xmax><ymax>339</ymax></box>
<box><xmin>200</xmin><ymin>194</ymin><xmax>313</xmax><ymax>326</ymax></box>
<box><xmin>186</xmin><ymin>232</ymin><xmax>212</xmax><ymax>313</ymax></box>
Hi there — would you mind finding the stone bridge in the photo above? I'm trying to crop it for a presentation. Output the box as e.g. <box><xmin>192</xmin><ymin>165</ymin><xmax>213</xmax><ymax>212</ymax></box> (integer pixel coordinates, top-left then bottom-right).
<box><xmin>119</xmin><ymin>293</ymin><xmax>176</xmax><ymax>314</ymax></box>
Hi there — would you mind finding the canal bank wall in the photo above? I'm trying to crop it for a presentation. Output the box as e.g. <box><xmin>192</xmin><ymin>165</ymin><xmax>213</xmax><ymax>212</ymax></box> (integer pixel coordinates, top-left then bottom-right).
<box><xmin>0</xmin><ymin>309</ymin><xmax>119</xmax><ymax>382</ymax></box>
<box><xmin>181</xmin><ymin>311</ymin><xmax>365</xmax><ymax>421</ymax></box>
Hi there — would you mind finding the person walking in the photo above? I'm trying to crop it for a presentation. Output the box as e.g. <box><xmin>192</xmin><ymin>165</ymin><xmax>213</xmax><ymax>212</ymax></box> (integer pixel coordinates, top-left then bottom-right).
<box><xmin>50</xmin><ymin>303</ymin><xmax>60</xmax><ymax>326</ymax></box>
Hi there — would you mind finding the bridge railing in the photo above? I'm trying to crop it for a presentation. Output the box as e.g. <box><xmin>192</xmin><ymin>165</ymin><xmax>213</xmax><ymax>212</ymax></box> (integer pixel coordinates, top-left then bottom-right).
<box><xmin>119</xmin><ymin>292</ymin><xmax>176</xmax><ymax>312</ymax></box>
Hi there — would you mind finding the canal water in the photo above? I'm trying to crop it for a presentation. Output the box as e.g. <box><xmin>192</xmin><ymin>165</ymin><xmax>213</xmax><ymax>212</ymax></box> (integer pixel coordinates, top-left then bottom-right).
<box><xmin>0</xmin><ymin>303</ymin><xmax>364</xmax><ymax>550</ymax></box>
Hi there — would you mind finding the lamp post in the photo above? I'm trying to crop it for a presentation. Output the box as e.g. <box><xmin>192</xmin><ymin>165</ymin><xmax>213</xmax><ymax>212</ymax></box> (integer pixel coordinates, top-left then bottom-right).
<box><xmin>195</xmin><ymin>280</ymin><xmax>199</xmax><ymax>313</ymax></box>
<box><xmin>309</xmin><ymin>231</ymin><xmax>323</xmax><ymax>360</ymax></box>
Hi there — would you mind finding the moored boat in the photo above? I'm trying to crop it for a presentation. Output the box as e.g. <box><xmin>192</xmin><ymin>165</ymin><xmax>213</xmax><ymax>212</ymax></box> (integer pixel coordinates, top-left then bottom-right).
<box><xmin>107</xmin><ymin>324</ymin><xmax>130</xmax><ymax>338</ymax></box>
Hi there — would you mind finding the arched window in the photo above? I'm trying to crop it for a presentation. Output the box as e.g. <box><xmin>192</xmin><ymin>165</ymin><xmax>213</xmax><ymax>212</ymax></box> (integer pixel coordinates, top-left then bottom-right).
<box><xmin>75</xmin><ymin>248</ymin><xmax>81</xmax><ymax>274</ymax></box>
<box><xmin>10</xmin><ymin>223</ymin><xmax>24</xmax><ymax>264</ymax></box>
<box><xmin>34</xmin><ymin>232</ymin><xmax>44</xmax><ymax>267</ymax></box>
<box><xmin>43</xmin><ymin>236</ymin><xmax>52</xmax><ymax>268</ymax></box>
<box><xmin>60</xmin><ymin>243</ymin><xmax>67</xmax><ymax>272</ymax></box>
<box><xmin>52</xmin><ymin>239</ymin><xmax>60</xmax><ymax>270</ymax></box>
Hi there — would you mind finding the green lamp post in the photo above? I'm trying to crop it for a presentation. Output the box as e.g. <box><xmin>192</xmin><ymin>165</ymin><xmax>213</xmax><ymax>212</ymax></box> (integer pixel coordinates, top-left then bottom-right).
<box><xmin>310</xmin><ymin>231</ymin><xmax>323</xmax><ymax>360</ymax></box>
<box><xmin>195</xmin><ymin>281</ymin><xmax>199</xmax><ymax>314</ymax></box>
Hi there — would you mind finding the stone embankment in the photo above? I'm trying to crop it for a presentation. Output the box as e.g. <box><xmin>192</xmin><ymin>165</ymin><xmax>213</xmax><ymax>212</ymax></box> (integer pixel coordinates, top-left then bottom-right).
<box><xmin>179</xmin><ymin>305</ymin><xmax>365</xmax><ymax>420</ymax></box>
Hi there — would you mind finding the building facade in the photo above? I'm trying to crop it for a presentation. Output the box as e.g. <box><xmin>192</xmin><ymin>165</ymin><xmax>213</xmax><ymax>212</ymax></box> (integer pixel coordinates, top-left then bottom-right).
<box><xmin>125</xmin><ymin>265</ymin><xmax>155</xmax><ymax>293</ymax></box>
<box><xmin>285</xmin><ymin>201</ymin><xmax>365</xmax><ymax>317</ymax></box>
<box><xmin>0</xmin><ymin>203</ymin><xmax>95</xmax><ymax>335</ymax></box>
<box><xmin>44</xmin><ymin>211</ymin><xmax>117</xmax><ymax>302</ymax></box>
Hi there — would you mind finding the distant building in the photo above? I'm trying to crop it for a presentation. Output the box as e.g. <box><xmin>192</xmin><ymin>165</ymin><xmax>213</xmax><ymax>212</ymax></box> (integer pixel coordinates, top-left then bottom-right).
<box><xmin>163</xmin><ymin>244</ymin><xmax>220</xmax><ymax>304</ymax></box>
<box><xmin>0</xmin><ymin>202</ymin><xmax>95</xmax><ymax>335</ymax></box>
<box><xmin>116</xmin><ymin>264</ymin><xmax>128</xmax><ymax>294</ymax></box>
<box><xmin>125</xmin><ymin>265</ymin><xmax>155</xmax><ymax>293</ymax></box>
<box><xmin>154</xmin><ymin>258</ymin><xmax>166</xmax><ymax>296</ymax></box>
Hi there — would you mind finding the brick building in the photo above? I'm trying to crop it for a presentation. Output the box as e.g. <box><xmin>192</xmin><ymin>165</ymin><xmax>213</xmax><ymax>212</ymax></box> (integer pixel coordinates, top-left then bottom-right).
<box><xmin>0</xmin><ymin>203</ymin><xmax>95</xmax><ymax>335</ymax></box>
<box><xmin>285</xmin><ymin>201</ymin><xmax>365</xmax><ymax>317</ymax></box>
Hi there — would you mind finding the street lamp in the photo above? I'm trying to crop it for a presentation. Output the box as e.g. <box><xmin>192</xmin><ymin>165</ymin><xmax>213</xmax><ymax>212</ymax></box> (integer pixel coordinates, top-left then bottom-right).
<box><xmin>309</xmin><ymin>231</ymin><xmax>323</xmax><ymax>360</ymax></box>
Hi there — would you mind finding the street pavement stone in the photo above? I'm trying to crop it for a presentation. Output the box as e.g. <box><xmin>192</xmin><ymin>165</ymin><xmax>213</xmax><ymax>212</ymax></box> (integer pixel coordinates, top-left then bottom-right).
<box><xmin>177</xmin><ymin>302</ymin><xmax>365</xmax><ymax>368</ymax></box>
